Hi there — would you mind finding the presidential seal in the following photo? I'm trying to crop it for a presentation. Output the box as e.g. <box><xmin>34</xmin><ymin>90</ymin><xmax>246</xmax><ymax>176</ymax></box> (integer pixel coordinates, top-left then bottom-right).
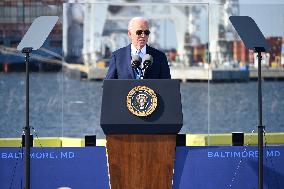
<box><xmin>126</xmin><ymin>86</ymin><xmax>158</xmax><ymax>117</ymax></box>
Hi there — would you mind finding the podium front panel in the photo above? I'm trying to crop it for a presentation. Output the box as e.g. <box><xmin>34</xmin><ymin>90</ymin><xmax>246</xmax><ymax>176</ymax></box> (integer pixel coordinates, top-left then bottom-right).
<box><xmin>100</xmin><ymin>79</ymin><xmax>183</xmax><ymax>134</ymax></box>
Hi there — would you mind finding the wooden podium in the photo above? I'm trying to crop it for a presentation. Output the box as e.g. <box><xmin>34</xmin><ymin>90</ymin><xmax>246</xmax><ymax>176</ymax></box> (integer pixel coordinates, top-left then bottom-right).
<box><xmin>101</xmin><ymin>80</ymin><xmax>183</xmax><ymax>189</ymax></box>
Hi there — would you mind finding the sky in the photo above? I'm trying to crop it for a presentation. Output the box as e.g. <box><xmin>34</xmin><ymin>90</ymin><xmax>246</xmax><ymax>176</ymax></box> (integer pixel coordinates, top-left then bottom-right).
<box><xmin>238</xmin><ymin>1</ymin><xmax>284</xmax><ymax>37</ymax></box>
<box><xmin>238</xmin><ymin>0</ymin><xmax>284</xmax><ymax>4</ymax></box>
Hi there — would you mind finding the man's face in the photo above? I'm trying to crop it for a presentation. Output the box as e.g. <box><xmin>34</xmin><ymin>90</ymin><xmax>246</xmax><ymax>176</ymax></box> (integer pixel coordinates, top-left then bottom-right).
<box><xmin>128</xmin><ymin>20</ymin><xmax>150</xmax><ymax>49</ymax></box>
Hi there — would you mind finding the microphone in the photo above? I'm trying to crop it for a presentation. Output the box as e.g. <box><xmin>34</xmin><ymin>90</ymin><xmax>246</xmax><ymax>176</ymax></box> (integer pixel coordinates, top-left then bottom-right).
<box><xmin>131</xmin><ymin>55</ymin><xmax>142</xmax><ymax>78</ymax></box>
<box><xmin>131</xmin><ymin>55</ymin><xmax>142</xmax><ymax>68</ymax></box>
<box><xmin>142</xmin><ymin>54</ymin><xmax>153</xmax><ymax>69</ymax></box>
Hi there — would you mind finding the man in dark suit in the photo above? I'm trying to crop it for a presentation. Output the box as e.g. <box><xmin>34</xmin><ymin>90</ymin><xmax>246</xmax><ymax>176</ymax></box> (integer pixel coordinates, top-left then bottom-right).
<box><xmin>105</xmin><ymin>17</ymin><xmax>171</xmax><ymax>79</ymax></box>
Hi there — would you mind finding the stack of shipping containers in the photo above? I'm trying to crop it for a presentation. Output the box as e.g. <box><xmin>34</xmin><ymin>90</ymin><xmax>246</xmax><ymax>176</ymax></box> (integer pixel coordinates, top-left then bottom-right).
<box><xmin>193</xmin><ymin>44</ymin><xmax>207</xmax><ymax>64</ymax></box>
<box><xmin>233</xmin><ymin>37</ymin><xmax>282</xmax><ymax>68</ymax></box>
<box><xmin>266</xmin><ymin>37</ymin><xmax>282</xmax><ymax>67</ymax></box>
<box><xmin>233</xmin><ymin>40</ymin><xmax>249</xmax><ymax>66</ymax></box>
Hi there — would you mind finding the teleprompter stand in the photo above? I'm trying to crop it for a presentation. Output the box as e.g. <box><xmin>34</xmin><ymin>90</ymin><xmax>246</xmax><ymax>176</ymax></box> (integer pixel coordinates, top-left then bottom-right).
<box><xmin>230</xmin><ymin>16</ymin><xmax>269</xmax><ymax>189</ymax></box>
<box><xmin>17</xmin><ymin>16</ymin><xmax>58</xmax><ymax>189</ymax></box>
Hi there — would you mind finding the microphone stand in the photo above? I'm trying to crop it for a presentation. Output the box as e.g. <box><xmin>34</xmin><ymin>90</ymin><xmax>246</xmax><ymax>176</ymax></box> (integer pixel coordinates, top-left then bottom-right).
<box><xmin>22</xmin><ymin>47</ymin><xmax>33</xmax><ymax>189</ymax></box>
<box><xmin>140</xmin><ymin>64</ymin><xmax>149</xmax><ymax>80</ymax></box>
<box><xmin>254</xmin><ymin>47</ymin><xmax>265</xmax><ymax>189</ymax></box>
<box><xmin>140</xmin><ymin>66</ymin><xmax>144</xmax><ymax>79</ymax></box>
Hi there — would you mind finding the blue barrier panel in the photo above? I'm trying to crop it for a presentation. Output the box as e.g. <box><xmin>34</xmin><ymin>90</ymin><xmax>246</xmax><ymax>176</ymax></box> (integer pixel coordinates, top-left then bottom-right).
<box><xmin>173</xmin><ymin>146</ymin><xmax>284</xmax><ymax>189</ymax></box>
<box><xmin>1</xmin><ymin>146</ymin><xmax>283</xmax><ymax>189</ymax></box>
<box><xmin>0</xmin><ymin>147</ymin><xmax>109</xmax><ymax>189</ymax></box>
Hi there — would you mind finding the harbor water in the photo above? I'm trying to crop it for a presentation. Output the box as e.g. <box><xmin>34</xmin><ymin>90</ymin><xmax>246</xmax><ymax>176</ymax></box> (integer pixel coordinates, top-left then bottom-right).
<box><xmin>0</xmin><ymin>72</ymin><xmax>284</xmax><ymax>139</ymax></box>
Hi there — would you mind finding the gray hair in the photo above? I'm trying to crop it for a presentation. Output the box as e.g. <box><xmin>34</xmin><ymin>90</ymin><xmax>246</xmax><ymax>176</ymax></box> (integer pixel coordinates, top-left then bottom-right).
<box><xmin>128</xmin><ymin>17</ymin><xmax>149</xmax><ymax>30</ymax></box>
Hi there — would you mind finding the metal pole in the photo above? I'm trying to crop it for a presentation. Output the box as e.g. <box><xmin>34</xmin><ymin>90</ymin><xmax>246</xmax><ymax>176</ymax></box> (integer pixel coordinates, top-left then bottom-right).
<box><xmin>257</xmin><ymin>50</ymin><xmax>264</xmax><ymax>189</ymax></box>
<box><xmin>23</xmin><ymin>47</ymin><xmax>32</xmax><ymax>189</ymax></box>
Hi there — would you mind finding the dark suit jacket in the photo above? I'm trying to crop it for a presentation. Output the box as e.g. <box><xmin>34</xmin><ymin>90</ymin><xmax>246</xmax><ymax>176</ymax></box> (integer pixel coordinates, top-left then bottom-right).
<box><xmin>105</xmin><ymin>44</ymin><xmax>171</xmax><ymax>79</ymax></box>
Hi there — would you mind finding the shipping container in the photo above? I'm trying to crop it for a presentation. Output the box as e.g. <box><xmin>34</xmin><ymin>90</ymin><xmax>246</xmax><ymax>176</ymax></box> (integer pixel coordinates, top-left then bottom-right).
<box><xmin>233</xmin><ymin>40</ymin><xmax>249</xmax><ymax>64</ymax></box>
<box><xmin>266</xmin><ymin>37</ymin><xmax>281</xmax><ymax>66</ymax></box>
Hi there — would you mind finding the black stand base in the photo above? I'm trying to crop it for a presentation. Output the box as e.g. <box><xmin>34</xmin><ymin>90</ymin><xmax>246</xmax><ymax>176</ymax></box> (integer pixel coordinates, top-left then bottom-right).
<box><xmin>258</xmin><ymin>125</ymin><xmax>265</xmax><ymax>189</ymax></box>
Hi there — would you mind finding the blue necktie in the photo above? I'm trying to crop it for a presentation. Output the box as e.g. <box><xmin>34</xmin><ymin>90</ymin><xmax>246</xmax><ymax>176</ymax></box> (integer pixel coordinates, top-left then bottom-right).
<box><xmin>135</xmin><ymin>49</ymin><xmax>143</xmax><ymax>79</ymax></box>
<box><xmin>136</xmin><ymin>49</ymin><xmax>143</xmax><ymax>59</ymax></box>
